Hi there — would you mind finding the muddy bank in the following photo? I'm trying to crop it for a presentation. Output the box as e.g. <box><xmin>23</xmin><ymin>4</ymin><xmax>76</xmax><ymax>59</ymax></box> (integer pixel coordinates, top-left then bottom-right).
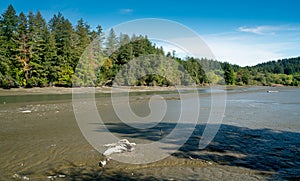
<box><xmin>0</xmin><ymin>87</ymin><xmax>299</xmax><ymax>180</ymax></box>
<box><xmin>0</xmin><ymin>98</ymin><xmax>270</xmax><ymax>181</ymax></box>
<box><xmin>0</xmin><ymin>86</ymin><xmax>181</xmax><ymax>96</ymax></box>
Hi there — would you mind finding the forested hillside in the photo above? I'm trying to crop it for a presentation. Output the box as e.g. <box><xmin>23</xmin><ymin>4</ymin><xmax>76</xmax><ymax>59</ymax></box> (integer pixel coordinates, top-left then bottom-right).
<box><xmin>216</xmin><ymin>57</ymin><xmax>300</xmax><ymax>86</ymax></box>
<box><xmin>0</xmin><ymin>5</ymin><xmax>299</xmax><ymax>88</ymax></box>
<box><xmin>245</xmin><ymin>57</ymin><xmax>300</xmax><ymax>86</ymax></box>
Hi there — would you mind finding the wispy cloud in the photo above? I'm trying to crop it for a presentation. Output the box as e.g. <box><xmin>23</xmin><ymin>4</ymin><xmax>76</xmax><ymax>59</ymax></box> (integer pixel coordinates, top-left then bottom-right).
<box><xmin>153</xmin><ymin>31</ymin><xmax>299</xmax><ymax>66</ymax></box>
<box><xmin>238</xmin><ymin>25</ymin><xmax>300</xmax><ymax>35</ymax></box>
<box><xmin>202</xmin><ymin>28</ymin><xmax>300</xmax><ymax>66</ymax></box>
<box><xmin>238</xmin><ymin>25</ymin><xmax>279</xmax><ymax>35</ymax></box>
<box><xmin>204</xmin><ymin>37</ymin><xmax>286</xmax><ymax>66</ymax></box>
<box><xmin>119</xmin><ymin>8</ymin><xmax>133</xmax><ymax>14</ymax></box>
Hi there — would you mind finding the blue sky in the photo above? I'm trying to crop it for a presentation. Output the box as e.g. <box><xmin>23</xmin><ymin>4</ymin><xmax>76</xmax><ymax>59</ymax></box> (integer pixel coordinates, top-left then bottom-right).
<box><xmin>1</xmin><ymin>0</ymin><xmax>300</xmax><ymax>66</ymax></box>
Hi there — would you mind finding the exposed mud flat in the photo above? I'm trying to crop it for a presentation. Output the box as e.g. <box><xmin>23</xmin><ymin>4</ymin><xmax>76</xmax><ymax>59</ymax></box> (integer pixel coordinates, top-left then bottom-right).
<box><xmin>0</xmin><ymin>87</ymin><xmax>299</xmax><ymax>180</ymax></box>
<box><xmin>0</xmin><ymin>86</ymin><xmax>181</xmax><ymax>96</ymax></box>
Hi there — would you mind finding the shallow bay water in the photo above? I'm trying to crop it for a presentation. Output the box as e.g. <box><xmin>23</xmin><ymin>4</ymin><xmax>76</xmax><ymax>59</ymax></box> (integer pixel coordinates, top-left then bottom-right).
<box><xmin>0</xmin><ymin>87</ymin><xmax>299</xmax><ymax>180</ymax></box>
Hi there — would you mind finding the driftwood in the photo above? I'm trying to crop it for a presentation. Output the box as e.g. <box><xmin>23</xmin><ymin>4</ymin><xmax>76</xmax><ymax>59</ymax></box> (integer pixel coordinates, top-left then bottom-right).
<box><xmin>103</xmin><ymin>139</ymin><xmax>136</xmax><ymax>156</ymax></box>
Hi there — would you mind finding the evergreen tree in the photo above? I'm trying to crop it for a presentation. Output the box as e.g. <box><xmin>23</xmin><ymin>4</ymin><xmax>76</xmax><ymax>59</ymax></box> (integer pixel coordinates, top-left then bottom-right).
<box><xmin>43</xmin><ymin>26</ymin><xmax>57</xmax><ymax>86</ymax></box>
<box><xmin>15</xmin><ymin>12</ymin><xmax>29</xmax><ymax>86</ymax></box>
<box><xmin>106</xmin><ymin>28</ymin><xmax>118</xmax><ymax>56</ymax></box>
<box><xmin>0</xmin><ymin>5</ymin><xmax>19</xmax><ymax>87</ymax></box>
<box><xmin>1</xmin><ymin>4</ymin><xmax>299</xmax><ymax>88</ymax></box>
<box><xmin>224</xmin><ymin>63</ymin><xmax>235</xmax><ymax>85</ymax></box>
<box><xmin>75</xmin><ymin>18</ymin><xmax>90</xmax><ymax>54</ymax></box>
<box><xmin>49</xmin><ymin>13</ymin><xmax>75</xmax><ymax>86</ymax></box>
<box><xmin>26</xmin><ymin>11</ymin><xmax>49</xmax><ymax>87</ymax></box>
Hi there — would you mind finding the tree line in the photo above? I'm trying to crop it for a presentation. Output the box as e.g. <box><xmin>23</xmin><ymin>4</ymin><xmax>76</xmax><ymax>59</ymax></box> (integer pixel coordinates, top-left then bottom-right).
<box><xmin>0</xmin><ymin>5</ymin><xmax>299</xmax><ymax>88</ymax></box>
<box><xmin>220</xmin><ymin>57</ymin><xmax>300</xmax><ymax>86</ymax></box>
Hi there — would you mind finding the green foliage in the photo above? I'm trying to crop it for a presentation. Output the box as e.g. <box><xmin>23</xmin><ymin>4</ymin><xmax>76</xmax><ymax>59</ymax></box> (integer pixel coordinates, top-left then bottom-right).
<box><xmin>223</xmin><ymin>63</ymin><xmax>236</xmax><ymax>85</ymax></box>
<box><xmin>113</xmin><ymin>54</ymin><xmax>194</xmax><ymax>86</ymax></box>
<box><xmin>178</xmin><ymin>57</ymin><xmax>208</xmax><ymax>85</ymax></box>
<box><xmin>246</xmin><ymin>57</ymin><xmax>300</xmax><ymax>86</ymax></box>
<box><xmin>0</xmin><ymin>5</ymin><xmax>19</xmax><ymax>87</ymax></box>
<box><xmin>254</xmin><ymin>57</ymin><xmax>300</xmax><ymax>74</ymax></box>
<box><xmin>236</xmin><ymin>68</ymin><xmax>250</xmax><ymax>85</ymax></box>
<box><xmin>0</xmin><ymin>4</ymin><xmax>299</xmax><ymax>88</ymax></box>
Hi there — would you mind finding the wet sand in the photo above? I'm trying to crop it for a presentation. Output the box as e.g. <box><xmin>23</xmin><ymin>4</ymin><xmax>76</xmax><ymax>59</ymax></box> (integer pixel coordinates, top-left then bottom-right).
<box><xmin>0</xmin><ymin>87</ymin><xmax>299</xmax><ymax>180</ymax></box>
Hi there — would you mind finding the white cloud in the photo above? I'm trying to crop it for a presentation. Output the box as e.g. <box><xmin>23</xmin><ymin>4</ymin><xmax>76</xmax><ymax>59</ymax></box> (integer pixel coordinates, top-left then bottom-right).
<box><xmin>202</xmin><ymin>31</ymin><xmax>300</xmax><ymax>66</ymax></box>
<box><xmin>151</xmin><ymin>24</ymin><xmax>300</xmax><ymax>66</ymax></box>
<box><xmin>119</xmin><ymin>8</ymin><xmax>133</xmax><ymax>14</ymax></box>
<box><xmin>238</xmin><ymin>25</ymin><xmax>300</xmax><ymax>35</ymax></box>
<box><xmin>153</xmin><ymin>34</ymin><xmax>293</xmax><ymax>66</ymax></box>
<box><xmin>238</xmin><ymin>25</ymin><xmax>279</xmax><ymax>35</ymax></box>
<box><xmin>204</xmin><ymin>39</ymin><xmax>285</xmax><ymax>66</ymax></box>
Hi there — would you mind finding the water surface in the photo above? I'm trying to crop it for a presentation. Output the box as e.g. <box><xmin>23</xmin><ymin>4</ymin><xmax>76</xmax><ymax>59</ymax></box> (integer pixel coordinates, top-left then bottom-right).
<box><xmin>0</xmin><ymin>86</ymin><xmax>299</xmax><ymax>180</ymax></box>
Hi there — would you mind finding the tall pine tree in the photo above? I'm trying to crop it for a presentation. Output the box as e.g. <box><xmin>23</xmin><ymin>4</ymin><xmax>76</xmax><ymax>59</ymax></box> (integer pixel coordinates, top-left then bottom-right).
<box><xmin>0</xmin><ymin>5</ymin><xmax>19</xmax><ymax>87</ymax></box>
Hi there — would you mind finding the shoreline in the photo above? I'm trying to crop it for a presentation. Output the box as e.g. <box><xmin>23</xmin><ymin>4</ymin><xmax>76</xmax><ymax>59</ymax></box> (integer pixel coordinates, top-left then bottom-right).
<box><xmin>0</xmin><ymin>86</ymin><xmax>179</xmax><ymax>96</ymax></box>
<box><xmin>0</xmin><ymin>85</ymin><xmax>299</xmax><ymax>180</ymax></box>
<box><xmin>0</xmin><ymin>85</ymin><xmax>297</xmax><ymax>96</ymax></box>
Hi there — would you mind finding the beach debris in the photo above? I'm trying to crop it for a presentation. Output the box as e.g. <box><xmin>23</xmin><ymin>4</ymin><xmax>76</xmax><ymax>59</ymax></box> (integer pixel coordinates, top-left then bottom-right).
<box><xmin>99</xmin><ymin>160</ymin><xmax>107</xmax><ymax>167</ymax></box>
<box><xmin>99</xmin><ymin>139</ymin><xmax>136</xmax><ymax>168</ymax></box>
<box><xmin>103</xmin><ymin>139</ymin><xmax>136</xmax><ymax>156</ymax></box>
<box><xmin>21</xmin><ymin>110</ymin><xmax>32</xmax><ymax>113</ymax></box>
<box><xmin>12</xmin><ymin>174</ymin><xmax>30</xmax><ymax>180</ymax></box>
<box><xmin>47</xmin><ymin>174</ymin><xmax>66</xmax><ymax>180</ymax></box>
<box><xmin>99</xmin><ymin>157</ymin><xmax>110</xmax><ymax>167</ymax></box>
<box><xmin>47</xmin><ymin>175</ymin><xmax>56</xmax><ymax>180</ymax></box>
<box><xmin>58</xmin><ymin>174</ymin><xmax>66</xmax><ymax>178</ymax></box>
<box><xmin>188</xmin><ymin>156</ymin><xmax>194</xmax><ymax>160</ymax></box>
<box><xmin>12</xmin><ymin>173</ymin><xmax>21</xmax><ymax>179</ymax></box>
<box><xmin>22</xmin><ymin>176</ymin><xmax>30</xmax><ymax>180</ymax></box>
<box><xmin>207</xmin><ymin>161</ymin><xmax>213</xmax><ymax>165</ymax></box>
<box><xmin>18</xmin><ymin>104</ymin><xmax>41</xmax><ymax>113</ymax></box>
